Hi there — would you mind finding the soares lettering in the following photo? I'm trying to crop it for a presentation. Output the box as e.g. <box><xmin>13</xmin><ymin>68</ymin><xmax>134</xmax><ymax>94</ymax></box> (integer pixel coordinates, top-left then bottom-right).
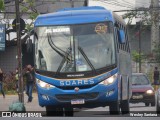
<box><xmin>60</xmin><ymin>79</ymin><xmax>94</xmax><ymax>86</ymax></box>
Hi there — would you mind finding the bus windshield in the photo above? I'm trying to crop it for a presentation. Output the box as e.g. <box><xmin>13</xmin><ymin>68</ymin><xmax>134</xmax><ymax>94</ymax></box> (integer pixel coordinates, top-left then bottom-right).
<box><xmin>35</xmin><ymin>22</ymin><xmax>116</xmax><ymax>73</ymax></box>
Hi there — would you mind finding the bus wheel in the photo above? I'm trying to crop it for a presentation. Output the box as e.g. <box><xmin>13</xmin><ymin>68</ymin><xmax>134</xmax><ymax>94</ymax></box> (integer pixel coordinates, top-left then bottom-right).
<box><xmin>46</xmin><ymin>106</ymin><xmax>64</xmax><ymax>116</ymax></box>
<box><xmin>64</xmin><ymin>107</ymin><xmax>74</xmax><ymax>116</ymax></box>
<box><xmin>151</xmin><ymin>102</ymin><xmax>155</xmax><ymax>106</ymax></box>
<box><xmin>120</xmin><ymin>99</ymin><xmax>129</xmax><ymax>114</ymax></box>
<box><xmin>145</xmin><ymin>103</ymin><xmax>149</xmax><ymax>106</ymax></box>
<box><xmin>121</xmin><ymin>80</ymin><xmax>130</xmax><ymax>114</ymax></box>
<box><xmin>157</xmin><ymin>95</ymin><xmax>160</xmax><ymax>114</ymax></box>
<box><xmin>109</xmin><ymin>101</ymin><xmax>120</xmax><ymax>115</ymax></box>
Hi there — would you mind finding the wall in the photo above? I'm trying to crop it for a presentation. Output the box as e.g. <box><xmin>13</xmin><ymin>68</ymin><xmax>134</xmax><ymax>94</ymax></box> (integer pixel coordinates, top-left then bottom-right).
<box><xmin>128</xmin><ymin>25</ymin><xmax>151</xmax><ymax>54</ymax></box>
<box><xmin>0</xmin><ymin>44</ymin><xmax>34</xmax><ymax>73</ymax></box>
<box><xmin>0</xmin><ymin>46</ymin><xmax>17</xmax><ymax>73</ymax></box>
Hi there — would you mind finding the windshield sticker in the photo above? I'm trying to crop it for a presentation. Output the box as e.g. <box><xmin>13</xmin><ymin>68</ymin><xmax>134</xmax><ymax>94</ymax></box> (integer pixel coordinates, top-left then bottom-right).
<box><xmin>77</xmin><ymin>65</ymin><xmax>87</xmax><ymax>71</ymax></box>
<box><xmin>76</xmin><ymin>59</ymin><xmax>87</xmax><ymax>71</ymax></box>
<box><xmin>95</xmin><ymin>24</ymin><xmax>107</xmax><ymax>34</ymax></box>
<box><xmin>45</xmin><ymin>27</ymin><xmax>70</xmax><ymax>33</ymax></box>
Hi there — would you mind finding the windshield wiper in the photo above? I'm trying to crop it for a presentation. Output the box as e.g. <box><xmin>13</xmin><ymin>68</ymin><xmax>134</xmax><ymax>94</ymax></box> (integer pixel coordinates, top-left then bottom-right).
<box><xmin>48</xmin><ymin>34</ymin><xmax>68</xmax><ymax>55</ymax></box>
<box><xmin>47</xmin><ymin>34</ymin><xmax>71</xmax><ymax>61</ymax></box>
<box><xmin>55</xmin><ymin>47</ymin><xmax>72</xmax><ymax>76</ymax></box>
<box><xmin>78</xmin><ymin>46</ymin><xmax>96</xmax><ymax>73</ymax></box>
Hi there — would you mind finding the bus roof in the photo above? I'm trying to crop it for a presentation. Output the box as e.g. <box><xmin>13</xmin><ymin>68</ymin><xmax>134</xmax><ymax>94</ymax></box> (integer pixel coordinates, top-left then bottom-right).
<box><xmin>34</xmin><ymin>6</ymin><xmax>115</xmax><ymax>26</ymax></box>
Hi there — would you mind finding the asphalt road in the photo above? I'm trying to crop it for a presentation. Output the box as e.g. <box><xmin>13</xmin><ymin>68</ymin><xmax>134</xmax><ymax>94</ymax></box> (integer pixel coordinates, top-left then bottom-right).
<box><xmin>0</xmin><ymin>93</ymin><xmax>159</xmax><ymax>119</ymax></box>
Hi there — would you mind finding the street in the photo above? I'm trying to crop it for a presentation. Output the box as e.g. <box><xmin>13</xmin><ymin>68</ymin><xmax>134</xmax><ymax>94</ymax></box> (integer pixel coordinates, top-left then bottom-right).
<box><xmin>0</xmin><ymin>93</ymin><xmax>158</xmax><ymax>117</ymax></box>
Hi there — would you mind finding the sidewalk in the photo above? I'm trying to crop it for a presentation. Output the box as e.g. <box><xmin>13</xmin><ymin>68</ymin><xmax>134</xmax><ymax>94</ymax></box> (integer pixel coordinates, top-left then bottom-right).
<box><xmin>0</xmin><ymin>93</ymin><xmax>45</xmax><ymax>112</ymax></box>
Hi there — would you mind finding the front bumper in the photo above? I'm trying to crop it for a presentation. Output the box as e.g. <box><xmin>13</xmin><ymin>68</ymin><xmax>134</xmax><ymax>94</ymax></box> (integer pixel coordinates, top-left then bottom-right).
<box><xmin>36</xmin><ymin>80</ymin><xmax>119</xmax><ymax>108</ymax></box>
<box><xmin>130</xmin><ymin>92</ymin><xmax>155</xmax><ymax>103</ymax></box>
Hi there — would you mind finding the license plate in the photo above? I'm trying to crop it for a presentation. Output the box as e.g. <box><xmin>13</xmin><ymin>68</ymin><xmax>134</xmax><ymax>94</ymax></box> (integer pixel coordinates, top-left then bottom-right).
<box><xmin>71</xmin><ymin>99</ymin><xmax>85</xmax><ymax>105</ymax></box>
<box><xmin>132</xmin><ymin>95</ymin><xmax>143</xmax><ymax>99</ymax></box>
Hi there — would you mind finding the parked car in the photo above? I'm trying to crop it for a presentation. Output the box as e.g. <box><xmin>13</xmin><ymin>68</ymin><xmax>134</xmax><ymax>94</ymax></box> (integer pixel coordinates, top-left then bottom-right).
<box><xmin>130</xmin><ymin>73</ymin><xmax>155</xmax><ymax>106</ymax></box>
<box><xmin>156</xmin><ymin>88</ymin><xmax>160</xmax><ymax>114</ymax></box>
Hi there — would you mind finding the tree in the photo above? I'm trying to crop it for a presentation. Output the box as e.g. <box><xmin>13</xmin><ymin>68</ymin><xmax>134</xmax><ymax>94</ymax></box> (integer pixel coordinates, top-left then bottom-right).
<box><xmin>132</xmin><ymin>50</ymin><xmax>145</xmax><ymax>72</ymax></box>
<box><xmin>0</xmin><ymin>0</ymin><xmax>4</xmax><ymax>11</ymax></box>
<box><xmin>0</xmin><ymin>0</ymin><xmax>40</xmax><ymax>46</ymax></box>
<box><xmin>123</xmin><ymin>10</ymin><xmax>151</xmax><ymax>25</ymax></box>
<box><xmin>123</xmin><ymin>9</ymin><xmax>160</xmax><ymax>64</ymax></box>
<box><xmin>153</xmin><ymin>43</ymin><xmax>160</xmax><ymax>64</ymax></box>
<box><xmin>1</xmin><ymin>0</ymin><xmax>89</xmax><ymax>45</ymax></box>
<box><xmin>20</xmin><ymin>0</ymin><xmax>39</xmax><ymax>31</ymax></box>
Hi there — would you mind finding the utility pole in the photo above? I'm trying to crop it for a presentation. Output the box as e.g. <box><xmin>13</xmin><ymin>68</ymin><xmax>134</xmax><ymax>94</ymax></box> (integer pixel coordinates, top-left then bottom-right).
<box><xmin>70</xmin><ymin>0</ymin><xmax>74</xmax><ymax>7</ymax></box>
<box><xmin>136</xmin><ymin>21</ymin><xmax>142</xmax><ymax>73</ymax></box>
<box><xmin>15</xmin><ymin>0</ymin><xmax>24</xmax><ymax>103</ymax></box>
<box><xmin>150</xmin><ymin>0</ymin><xmax>159</xmax><ymax>53</ymax></box>
<box><xmin>138</xmin><ymin>22</ymin><xmax>141</xmax><ymax>73</ymax></box>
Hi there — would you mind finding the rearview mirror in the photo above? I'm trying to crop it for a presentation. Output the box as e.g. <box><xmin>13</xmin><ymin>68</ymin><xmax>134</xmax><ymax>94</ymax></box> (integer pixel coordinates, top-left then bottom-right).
<box><xmin>118</xmin><ymin>29</ymin><xmax>125</xmax><ymax>44</ymax></box>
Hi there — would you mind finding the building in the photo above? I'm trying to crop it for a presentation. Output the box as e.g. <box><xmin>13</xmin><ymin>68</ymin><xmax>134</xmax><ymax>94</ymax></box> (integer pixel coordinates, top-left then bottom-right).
<box><xmin>0</xmin><ymin>0</ymin><xmax>155</xmax><ymax>73</ymax></box>
<box><xmin>0</xmin><ymin>0</ymin><xmax>88</xmax><ymax>72</ymax></box>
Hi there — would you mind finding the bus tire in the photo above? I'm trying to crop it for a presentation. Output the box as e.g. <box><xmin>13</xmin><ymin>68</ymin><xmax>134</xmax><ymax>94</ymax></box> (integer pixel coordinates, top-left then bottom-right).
<box><xmin>145</xmin><ymin>103</ymin><xmax>149</xmax><ymax>106</ymax></box>
<box><xmin>157</xmin><ymin>95</ymin><xmax>160</xmax><ymax>114</ymax></box>
<box><xmin>151</xmin><ymin>102</ymin><xmax>155</xmax><ymax>106</ymax></box>
<box><xmin>46</xmin><ymin>106</ymin><xmax>63</xmax><ymax>116</ymax></box>
<box><xmin>109</xmin><ymin>101</ymin><xmax>120</xmax><ymax>115</ymax></box>
<box><xmin>64</xmin><ymin>107</ymin><xmax>74</xmax><ymax>116</ymax></box>
<box><xmin>120</xmin><ymin>99</ymin><xmax>129</xmax><ymax>114</ymax></box>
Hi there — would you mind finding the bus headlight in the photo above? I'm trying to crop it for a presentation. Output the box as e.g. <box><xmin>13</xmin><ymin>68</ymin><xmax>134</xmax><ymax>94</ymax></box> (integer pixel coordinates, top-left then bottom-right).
<box><xmin>146</xmin><ymin>89</ymin><xmax>154</xmax><ymax>94</ymax></box>
<box><xmin>36</xmin><ymin>79</ymin><xmax>55</xmax><ymax>89</ymax></box>
<box><xmin>99</xmin><ymin>73</ymin><xmax>117</xmax><ymax>85</ymax></box>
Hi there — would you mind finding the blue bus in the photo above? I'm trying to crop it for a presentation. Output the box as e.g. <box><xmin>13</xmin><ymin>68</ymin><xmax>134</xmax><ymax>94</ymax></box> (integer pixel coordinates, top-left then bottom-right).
<box><xmin>34</xmin><ymin>6</ymin><xmax>132</xmax><ymax>116</ymax></box>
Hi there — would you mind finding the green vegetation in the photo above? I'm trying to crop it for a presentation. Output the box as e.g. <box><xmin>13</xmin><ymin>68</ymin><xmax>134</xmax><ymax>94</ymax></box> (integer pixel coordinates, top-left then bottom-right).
<box><xmin>152</xmin><ymin>43</ymin><xmax>160</xmax><ymax>65</ymax></box>
<box><xmin>0</xmin><ymin>0</ymin><xmax>4</xmax><ymax>11</ymax></box>
<box><xmin>1</xmin><ymin>73</ymin><xmax>36</xmax><ymax>95</ymax></box>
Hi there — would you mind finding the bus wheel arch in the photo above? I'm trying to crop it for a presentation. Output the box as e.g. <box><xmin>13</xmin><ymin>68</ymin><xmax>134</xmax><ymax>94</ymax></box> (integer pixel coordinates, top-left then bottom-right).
<box><xmin>109</xmin><ymin>75</ymin><xmax>121</xmax><ymax>115</ymax></box>
<box><xmin>120</xmin><ymin>76</ymin><xmax>130</xmax><ymax>114</ymax></box>
<box><xmin>120</xmin><ymin>75</ymin><xmax>123</xmax><ymax>101</ymax></box>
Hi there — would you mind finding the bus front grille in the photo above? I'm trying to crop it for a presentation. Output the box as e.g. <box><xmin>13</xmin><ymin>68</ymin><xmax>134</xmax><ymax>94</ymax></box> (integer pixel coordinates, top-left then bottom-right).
<box><xmin>55</xmin><ymin>92</ymin><xmax>99</xmax><ymax>101</ymax></box>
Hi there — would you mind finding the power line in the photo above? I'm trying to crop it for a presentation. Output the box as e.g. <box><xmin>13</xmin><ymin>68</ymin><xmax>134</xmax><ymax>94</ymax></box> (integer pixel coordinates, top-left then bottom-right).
<box><xmin>98</xmin><ymin>0</ymin><xmax>134</xmax><ymax>9</ymax></box>
<box><xmin>101</xmin><ymin>0</ymin><xmax>135</xmax><ymax>8</ymax></box>
<box><xmin>103</xmin><ymin>0</ymin><xmax>135</xmax><ymax>8</ymax></box>
<box><xmin>114</xmin><ymin>7</ymin><xmax>160</xmax><ymax>12</ymax></box>
<box><xmin>97</xmin><ymin>0</ymin><xmax>152</xmax><ymax>11</ymax></box>
<box><xmin>1</xmin><ymin>7</ymin><xmax>160</xmax><ymax>13</ymax></box>
<box><xmin>119</xmin><ymin>0</ymin><xmax>136</xmax><ymax>7</ymax></box>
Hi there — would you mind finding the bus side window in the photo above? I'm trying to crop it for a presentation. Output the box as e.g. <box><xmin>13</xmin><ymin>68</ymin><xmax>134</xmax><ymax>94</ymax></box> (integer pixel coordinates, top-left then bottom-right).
<box><xmin>114</xmin><ymin>28</ymin><xmax>119</xmax><ymax>51</ymax></box>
